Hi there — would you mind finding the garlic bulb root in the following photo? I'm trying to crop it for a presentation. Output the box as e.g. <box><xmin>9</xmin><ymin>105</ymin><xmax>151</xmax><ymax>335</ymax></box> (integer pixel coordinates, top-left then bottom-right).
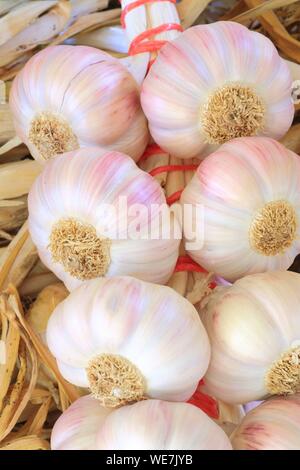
<box><xmin>266</xmin><ymin>347</ymin><xmax>300</xmax><ymax>395</ymax></box>
<box><xmin>29</xmin><ymin>112</ymin><xmax>79</xmax><ymax>161</ymax></box>
<box><xmin>86</xmin><ymin>353</ymin><xmax>146</xmax><ymax>407</ymax></box>
<box><xmin>201</xmin><ymin>84</ymin><xmax>265</xmax><ymax>145</ymax></box>
<box><xmin>49</xmin><ymin>218</ymin><xmax>111</xmax><ymax>281</ymax></box>
<box><xmin>249</xmin><ymin>200</ymin><xmax>297</xmax><ymax>256</ymax></box>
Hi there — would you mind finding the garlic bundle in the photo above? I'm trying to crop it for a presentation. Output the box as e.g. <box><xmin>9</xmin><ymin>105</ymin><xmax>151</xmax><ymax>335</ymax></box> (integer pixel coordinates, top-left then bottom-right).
<box><xmin>96</xmin><ymin>399</ymin><xmax>232</xmax><ymax>450</ymax></box>
<box><xmin>231</xmin><ymin>394</ymin><xmax>300</xmax><ymax>450</ymax></box>
<box><xmin>141</xmin><ymin>22</ymin><xmax>294</xmax><ymax>159</ymax></box>
<box><xmin>46</xmin><ymin>276</ymin><xmax>210</xmax><ymax>407</ymax></box>
<box><xmin>181</xmin><ymin>137</ymin><xmax>300</xmax><ymax>281</ymax></box>
<box><xmin>9</xmin><ymin>45</ymin><xmax>148</xmax><ymax>163</ymax></box>
<box><xmin>200</xmin><ymin>271</ymin><xmax>300</xmax><ymax>404</ymax></box>
<box><xmin>28</xmin><ymin>148</ymin><xmax>180</xmax><ymax>290</ymax></box>
<box><xmin>51</xmin><ymin>395</ymin><xmax>111</xmax><ymax>450</ymax></box>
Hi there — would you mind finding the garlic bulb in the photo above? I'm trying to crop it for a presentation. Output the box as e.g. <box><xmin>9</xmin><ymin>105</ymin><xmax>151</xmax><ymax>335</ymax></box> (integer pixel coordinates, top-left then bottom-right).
<box><xmin>46</xmin><ymin>276</ymin><xmax>210</xmax><ymax>407</ymax></box>
<box><xmin>181</xmin><ymin>137</ymin><xmax>300</xmax><ymax>281</ymax></box>
<box><xmin>10</xmin><ymin>45</ymin><xmax>148</xmax><ymax>163</ymax></box>
<box><xmin>51</xmin><ymin>395</ymin><xmax>111</xmax><ymax>450</ymax></box>
<box><xmin>96</xmin><ymin>399</ymin><xmax>232</xmax><ymax>450</ymax></box>
<box><xmin>28</xmin><ymin>148</ymin><xmax>180</xmax><ymax>290</ymax></box>
<box><xmin>231</xmin><ymin>394</ymin><xmax>300</xmax><ymax>450</ymax></box>
<box><xmin>141</xmin><ymin>22</ymin><xmax>294</xmax><ymax>159</ymax></box>
<box><xmin>201</xmin><ymin>271</ymin><xmax>300</xmax><ymax>404</ymax></box>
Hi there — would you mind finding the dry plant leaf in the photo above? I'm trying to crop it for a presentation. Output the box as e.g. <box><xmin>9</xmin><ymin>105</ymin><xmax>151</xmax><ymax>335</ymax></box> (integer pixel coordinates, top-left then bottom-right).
<box><xmin>280</xmin><ymin>124</ymin><xmax>300</xmax><ymax>154</ymax></box>
<box><xmin>0</xmin><ymin>196</ymin><xmax>28</xmax><ymax>233</ymax></box>
<box><xmin>0</xmin><ymin>51</ymin><xmax>34</xmax><ymax>81</ymax></box>
<box><xmin>0</xmin><ymin>1</ymin><xmax>27</xmax><ymax>17</ymax></box>
<box><xmin>0</xmin><ymin>435</ymin><xmax>50</xmax><ymax>450</ymax></box>
<box><xmin>0</xmin><ymin>292</ymin><xmax>38</xmax><ymax>441</ymax></box>
<box><xmin>6</xmin><ymin>285</ymin><xmax>80</xmax><ymax>404</ymax></box>
<box><xmin>70</xmin><ymin>0</ymin><xmax>109</xmax><ymax>20</ymax></box>
<box><xmin>0</xmin><ymin>136</ymin><xmax>23</xmax><ymax>158</ymax></box>
<box><xmin>177</xmin><ymin>0</ymin><xmax>211</xmax><ymax>28</ymax></box>
<box><xmin>0</xmin><ymin>230</ymin><xmax>13</xmax><ymax>241</ymax></box>
<box><xmin>27</xmin><ymin>283</ymin><xmax>68</xmax><ymax>337</ymax></box>
<box><xmin>0</xmin><ymin>1</ymin><xmax>58</xmax><ymax>47</ymax></box>
<box><xmin>0</xmin><ymin>104</ymin><xmax>14</xmax><ymax>144</ymax></box>
<box><xmin>186</xmin><ymin>272</ymin><xmax>215</xmax><ymax>305</ymax></box>
<box><xmin>243</xmin><ymin>0</ymin><xmax>300</xmax><ymax>63</ymax></box>
<box><xmin>49</xmin><ymin>9</ymin><xmax>121</xmax><ymax>46</ymax></box>
<box><xmin>0</xmin><ymin>1</ymin><xmax>72</xmax><ymax>68</ymax></box>
<box><xmin>14</xmin><ymin>396</ymin><xmax>52</xmax><ymax>437</ymax></box>
<box><xmin>0</xmin><ymin>221</ymin><xmax>30</xmax><ymax>289</ymax></box>
<box><xmin>0</xmin><ymin>160</ymin><xmax>41</xmax><ymax>200</ymax></box>
<box><xmin>74</xmin><ymin>25</ymin><xmax>128</xmax><ymax>53</ymax></box>
<box><xmin>233</xmin><ymin>0</ymin><xmax>300</xmax><ymax>23</ymax></box>
<box><xmin>20</xmin><ymin>272</ymin><xmax>60</xmax><ymax>297</ymax></box>
<box><xmin>3</xmin><ymin>236</ymin><xmax>38</xmax><ymax>289</ymax></box>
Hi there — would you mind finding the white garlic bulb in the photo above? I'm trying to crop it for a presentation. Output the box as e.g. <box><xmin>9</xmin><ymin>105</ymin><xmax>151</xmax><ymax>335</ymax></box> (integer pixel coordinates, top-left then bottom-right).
<box><xmin>231</xmin><ymin>394</ymin><xmax>300</xmax><ymax>450</ymax></box>
<box><xmin>181</xmin><ymin>137</ymin><xmax>300</xmax><ymax>281</ymax></box>
<box><xmin>51</xmin><ymin>395</ymin><xmax>111</xmax><ymax>450</ymax></box>
<box><xmin>200</xmin><ymin>271</ymin><xmax>300</xmax><ymax>404</ymax></box>
<box><xmin>46</xmin><ymin>276</ymin><xmax>210</xmax><ymax>407</ymax></box>
<box><xmin>28</xmin><ymin>148</ymin><xmax>180</xmax><ymax>290</ymax></box>
<box><xmin>141</xmin><ymin>22</ymin><xmax>294</xmax><ymax>159</ymax></box>
<box><xmin>10</xmin><ymin>45</ymin><xmax>149</xmax><ymax>163</ymax></box>
<box><xmin>51</xmin><ymin>396</ymin><xmax>232</xmax><ymax>450</ymax></box>
<box><xmin>96</xmin><ymin>399</ymin><xmax>232</xmax><ymax>450</ymax></box>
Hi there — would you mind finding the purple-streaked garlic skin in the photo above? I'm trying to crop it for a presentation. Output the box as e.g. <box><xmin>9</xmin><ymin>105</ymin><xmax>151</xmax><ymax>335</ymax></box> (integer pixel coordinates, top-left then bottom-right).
<box><xmin>201</xmin><ymin>271</ymin><xmax>300</xmax><ymax>404</ymax></box>
<box><xmin>10</xmin><ymin>45</ymin><xmax>149</xmax><ymax>163</ymax></box>
<box><xmin>96</xmin><ymin>399</ymin><xmax>232</xmax><ymax>450</ymax></box>
<box><xmin>46</xmin><ymin>276</ymin><xmax>210</xmax><ymax>405</ymax></box>
<box><xmin>141</xmin><ymin>22</ymin><xmax>294</xmax><ymax>159</ymax></box>
<box><xmin>181</xmin><ymin>137</ymin><xmax>300</xmax><ymax>282</ymax></box>
<box><xmin>231</xmin><ymin>394</ymin><xmax>300</xmax><ymax>450</ymax></box>
<box><xmin>51</xmin><ymin>395</ymin><xmax>111</xmax><ymax>450</ymax></box>
<box><xmin>28</xmin><ymin>148</ymin><xmax>180</xmax><ymax>290</ymax></box>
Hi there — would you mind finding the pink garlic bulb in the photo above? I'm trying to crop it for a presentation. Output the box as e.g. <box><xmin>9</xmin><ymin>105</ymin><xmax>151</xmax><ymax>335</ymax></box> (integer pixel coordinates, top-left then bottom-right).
<box><xmin>46</xmin><ymin>276</ymin><xmax>210</xmax><ymax>407</ymax></box>
<box><xmin>96</xmin><ymin>400</ymin><xmax>232</xmax><ymax>450</ymax></box>
<box><xmin>51</xmin><ymin>395</ymin><xmax>111</xmax><ymax>450</ymax></box>
<box><xmin>10</xmin><ymin>45</ymin><xmax>149</xmax><ymax>163</ymax></box>
<box><xmin>52</xmin><ymin>397</ymin><xmax>232</xmax><ymax>450</ymax></box>
<box><xmin>201</xmin><ymin>271</ymin><xmax>300</xmax><ymax>404</ymax></box>
<box><xmin>231</xmin><ymin>394</ymin><xmax>300</xmax><ymax>450</ymax></box>
<box><xmin>181</xmin><ymin>137</ymin><xmax>300</xmax><ymax>281</ymax></box>
<box><xmin>28</xmin><ymin>148</ymin><xmax>180</xmax><ymax>290</ymax></box>
<box><xmin>141</xmin><ymin>22</ymin><xmax>294</xmax><ymax>159</ymax></box>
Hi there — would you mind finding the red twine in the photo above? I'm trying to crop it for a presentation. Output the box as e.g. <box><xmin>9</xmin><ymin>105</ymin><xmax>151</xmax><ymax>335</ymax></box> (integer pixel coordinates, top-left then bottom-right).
<box><xmin>120</xmin><ymin>0</ymin><xmax>183</xmax><ymax>55</ymax></box>
<box><xmin>175</xmin><ymin>256</ymin><xmax>217</xmax><ymax>289</ymax></box>
<box><xmin>149</xmin><ymin>164</ymin><xmax>198</xmax><ymax>177</ymax></box>
<box><xmin>188</xmin><ymin>387</ymin><xmax>219</xmax><ymax>420</ymax></box>
<box><xmin>120</xmin><ymin>0</ymin><xmax>218</xmax><ymax>420</ymax></box>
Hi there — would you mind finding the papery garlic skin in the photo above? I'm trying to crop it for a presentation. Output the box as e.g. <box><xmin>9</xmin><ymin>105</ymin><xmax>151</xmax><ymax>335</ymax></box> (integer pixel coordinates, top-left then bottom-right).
<box><xmin>96</xmin><ymin>400</ymin><xmax>232</xmax><ymax>450</ymax></box>
<box><xmin>141</xmin><ymin>22</ymin><xmax>294</xmax><ymax>159</ymax></box>
<box><xmin>10</xmin><ymin>45</ymin><xmax>148</xmax><ymax>163</ymax></box>
<box><xmin>46</xmin><ymin>276</ymin><xmax>210</xmax><ymax>406</ymax></box>
<box><xmin>51</xmin><ymin>395</ymin><xmax>111</xmax><ymax>450</ymax></box>
<box><xmin>181</xmin><ymin>137</ymin><xmax>300</xmax><ymax>281</ymax></box>
<box><xmin>28</xmin><ymin>148</ymin><xmax>180</xmax><ymax>290</ymax></box>
<box><xmin>231</xmin><ymin>394</ymin><xmax>300</xmax><ymax>450</ymax></box>
<box><xmin>201</xmin><ymin>271</ymin><xmax>300</xmax><ymax>404</ymax></box>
